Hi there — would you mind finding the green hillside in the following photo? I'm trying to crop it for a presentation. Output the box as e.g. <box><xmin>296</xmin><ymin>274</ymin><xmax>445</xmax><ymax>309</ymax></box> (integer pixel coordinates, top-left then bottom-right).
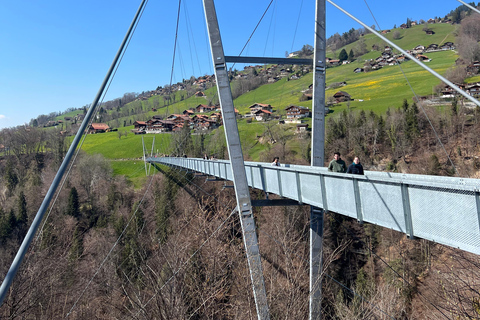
<box><xmin>328</xmin><ymin>23</ymin><xmax>457</xmax><ymax>59</ymax></box>
<box><xmin>77</xmin><ymin>22</ymin><xmax>463</xmax><ymax>180</ymax></box>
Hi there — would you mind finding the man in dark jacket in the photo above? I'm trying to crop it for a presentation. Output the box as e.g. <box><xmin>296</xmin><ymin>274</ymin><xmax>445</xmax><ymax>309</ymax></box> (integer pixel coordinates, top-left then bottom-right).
<box><xmin>328</xmin><ymin>152</ymin><xmax>347</xmax><ymax>173</ymax></box>
<box><xmin>347</xmin><ymin>156</ymin><xmax>364</xmax><ymax>175</ymax></box>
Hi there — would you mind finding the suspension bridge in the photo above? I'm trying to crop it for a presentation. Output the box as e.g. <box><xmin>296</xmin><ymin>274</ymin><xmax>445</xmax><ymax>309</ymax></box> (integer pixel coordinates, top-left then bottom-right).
<box><xmin>2</xmin><ymin>0</ymin><xmax>480</xmax><ymax>319</ymax></box>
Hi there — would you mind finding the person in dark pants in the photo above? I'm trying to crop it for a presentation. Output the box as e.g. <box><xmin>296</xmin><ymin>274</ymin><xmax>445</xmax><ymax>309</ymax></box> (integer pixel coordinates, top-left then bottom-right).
<box><xmin>328</xmin><ymin>152</ymin><xmax>346</xmax><ymax>173</ymax></box>
<box><xmin>347</xmin><ymin>156</ymin><xmax>364</xmax><ymax>175</ymax></box>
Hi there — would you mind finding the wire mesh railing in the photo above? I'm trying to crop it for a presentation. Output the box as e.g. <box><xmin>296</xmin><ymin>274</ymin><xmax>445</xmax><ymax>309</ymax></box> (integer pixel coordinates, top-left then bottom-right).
<box><xmin>149</xmin><ymin>157</ymin><xmax>480</xmax><ymax>256</ymax></box>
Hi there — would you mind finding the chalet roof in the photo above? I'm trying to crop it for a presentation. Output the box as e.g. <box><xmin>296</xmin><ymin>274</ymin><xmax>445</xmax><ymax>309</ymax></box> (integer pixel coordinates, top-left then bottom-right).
<box><xmin>249</xmin><ymin>103</ymin><xmax>271</xmax><ymax>108</ymax></box>
<box><xmin>285</xmin><ymin>105</ymin><xmax>309</xmax><ymax>111</ymax></box>
<box><xmin>254</xmin><ymin>109</ymin><xmax>272</xmax><ymax>115</ymax></box>
<box><xmin>134</xmin><ymin>121</ymin><xmax>146</xmax><ymax>125</ymax></box>
<box><xmin>90</xmin><ymin>123</ymin><xmax>110</xmax><ymax>130</ymax></box>
<box><xmin>333</xmin><ymin>91</ymin><xmax>351</xmax><ymax>97</ymax></box>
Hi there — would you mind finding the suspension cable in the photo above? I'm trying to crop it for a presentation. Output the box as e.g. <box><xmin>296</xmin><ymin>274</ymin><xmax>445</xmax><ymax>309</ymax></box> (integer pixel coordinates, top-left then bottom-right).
<box><xmin>0</xmin><ymin>0</ymin><xmax>149</xmax><ymax>307</ymax></box>
<box><xmin>327</xmin><ymin>0</ymin><xmax>480</xmax><ymax>108</ymax></box>
<box><xmin>167</xmin><ymin>0</ymin><xmax>183</xmax><ymax>116</ymax></box>
<box><xmin>359</xmin><ymin>0</ymin><xmax>457</xmax><ymax>173</ymax></box>
<box><xmin>289</xmin><ymin>0</ymin><xmax>304</xmax><ymax>54</ymax></box>
<box><xmin>35</xmin><ymin>0</ymin><xmax>149</xmax><ymax>244</ymax></box>
<box><xmin>230</xmin><ymin>0</ymin><xmax>275</xmax><ymax>71</ymax></box>
<box><xmin>456</xmin><ymin>0</ymin><xmax>480</xmax><ymax>15</ymax></box>
<box><xmin>327</xmin><ymin>0</ymin><xmax>464</xmax><ymax>172</ymax></box>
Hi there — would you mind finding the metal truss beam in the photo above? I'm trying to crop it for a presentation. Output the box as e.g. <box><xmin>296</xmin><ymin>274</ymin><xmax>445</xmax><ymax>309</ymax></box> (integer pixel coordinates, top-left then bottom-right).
<box><xmin>251</xmin><ymin>199</ymin><xmax>302</xmax><ymax>207</ymax></box>
<box><xmin>224</xmin><ymin>56</ymin><xmax>312</xmax><ymax>65</ymax></box>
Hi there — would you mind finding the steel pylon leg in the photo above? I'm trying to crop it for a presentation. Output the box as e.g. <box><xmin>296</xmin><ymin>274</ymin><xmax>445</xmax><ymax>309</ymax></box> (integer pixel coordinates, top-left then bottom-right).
<box><xmin>202</xmin><ymin>1</ymin><xmax>270</xmax><ymax>319</ymax></box>
<box><xmin>310</xmin><ymin>0</ymin><xmax>326</xmax><ymax>319</ymax></box>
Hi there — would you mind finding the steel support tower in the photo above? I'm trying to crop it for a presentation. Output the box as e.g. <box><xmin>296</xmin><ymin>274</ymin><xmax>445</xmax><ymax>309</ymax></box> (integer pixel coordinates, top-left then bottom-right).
<box><xmin>310</xmin><ymin>1</ymin><xmax>326</xmax><ymax>319</ymax></box>
<box><xmin>203</xmin><ymin>1</ymin><xmax>270</xmax><ymax>319</ymax></box>
<box><xmin>203</xmin><ymin>1</ymin><xmax>326</xmax><ymax>319</ymax></box>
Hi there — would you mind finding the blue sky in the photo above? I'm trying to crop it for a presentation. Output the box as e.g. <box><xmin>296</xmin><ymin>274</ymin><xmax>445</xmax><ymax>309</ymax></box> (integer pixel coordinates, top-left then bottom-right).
<box><xmin>0</xmin><ymin>0</ymin><xmax>461</xmax><ymax>129</ymax></box>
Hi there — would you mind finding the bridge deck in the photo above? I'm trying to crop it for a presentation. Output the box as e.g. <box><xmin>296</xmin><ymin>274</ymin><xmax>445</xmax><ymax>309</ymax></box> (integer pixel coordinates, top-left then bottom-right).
<box><xmin>148</xmin><ymin>157</ymin><xmax>480</xmax><ymax>255</ymax></box>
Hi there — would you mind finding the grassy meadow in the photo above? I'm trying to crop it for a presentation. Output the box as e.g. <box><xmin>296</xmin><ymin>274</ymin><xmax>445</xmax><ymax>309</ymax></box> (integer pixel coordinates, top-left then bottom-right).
<box><xmin>73</xmin><ymin>22</ymin><xmax>465</xmax><ymax>183</ymax></box>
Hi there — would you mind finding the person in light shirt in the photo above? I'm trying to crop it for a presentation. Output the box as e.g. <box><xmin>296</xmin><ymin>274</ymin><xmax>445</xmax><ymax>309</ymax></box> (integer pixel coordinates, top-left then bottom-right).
<box><xmin>271</xmin><ymin>156</ymin><xmax>280</xmax><ymax>166</ymax></box>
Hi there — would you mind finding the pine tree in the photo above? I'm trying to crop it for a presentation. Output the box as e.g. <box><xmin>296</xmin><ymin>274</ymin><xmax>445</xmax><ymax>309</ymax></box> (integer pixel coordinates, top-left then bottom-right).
<box><xmin>66</xmin><ymin>187</ymin><xmax>80</xmax><ymax>218</ymax></box>
<box><xmin>348</xmin><ymin>49</ymin><xmax>355</xmax><ymax>61</ymax></box>
<box><xmin>405</xmin><ymin>102</ymin><xmax>419</xmax><ymax>142</ymax></box>
<box><xmin>17</xmin><ymin>191</ymin><xmax>28</xmax><ymax>240</ymax></box>
<box><xmin>338</xmin><ymin>48</ymin><xmax>348</xmax><ymax>61</ymax></box>
<box><xmin>4</xmin><ymin>164</ymin><xmax>18</xmax><ymax>195</ymax></box>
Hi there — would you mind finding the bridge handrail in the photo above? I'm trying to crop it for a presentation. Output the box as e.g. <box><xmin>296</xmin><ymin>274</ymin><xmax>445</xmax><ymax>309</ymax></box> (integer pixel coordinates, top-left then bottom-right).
<box><xmin>148</xmin><ymin>157</ymin><xmax>480</xmax><ymax>256</ymax></box>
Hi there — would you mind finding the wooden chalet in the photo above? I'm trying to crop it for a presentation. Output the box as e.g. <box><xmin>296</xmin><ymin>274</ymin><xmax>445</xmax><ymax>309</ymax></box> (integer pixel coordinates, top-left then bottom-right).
<box><xmin>285</xmin><ymin>105</ymin><xmax>311</xmax><ymax>119</ymax></box>
<box><xmin>131</xmin><ymin>121</ymin><xmax>147</xmax><ymax>134</ymax></box>
<box><xmin>441</xmin><ymin>42</ymin><xmax>455</xmax><ymax>50</ymax></box>
<box><xmin>412</xmin><ymin>45</ymin><xmax>425</xmax><ymax>54</ymax></box>
<box><xmin>89</xmin><ymin>123</ymin><xmax>110</xmax><ymax>134</ymax></box>
<box><xmin>466</xmin><ymin>83</ymin><xmax>480</xmax><ymax>97</ymax></box>
<box><xmin>195</xmin><ymin>104</ymin><xmax>215</xmax><ymax>113</ymax></box>
<box><xmin>333</xmin><ymin>91</ymin><xmax>352</xmax><ymax>103</ymax></box>
<box><xmin>146</xmin><ymin>119</ymin><xmax>175</xmax><ymax>133</ymax></box>
<box><xmin>254</xmin><ymin>109</ymin><xmax>272</xmax><ymax>121</ymax></box>
<box><xmin>249</xmin><ymin>103</ymin><xmax>273</xmax><ymax>114</ymax></box>
<box><xmin>296</xmin><ymin>123</ymin><xmax>309</xmax><ymax>132</ymax></box>
<box><xmin>416</xmin><ymin>54</ymin><xmax>431</xmax><ymax>62</ymax></box>
<box><xmin>133</xmin><ymin>121</ymin><xmax>146</xmax><ymax>130</ymax></box>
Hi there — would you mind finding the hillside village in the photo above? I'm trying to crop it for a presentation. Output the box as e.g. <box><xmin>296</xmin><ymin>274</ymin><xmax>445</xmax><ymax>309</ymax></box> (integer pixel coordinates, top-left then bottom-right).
<box><xmin>88</xmin><ymin>101</ymin><xmax>313</xmax><ymax>135</ymax></box>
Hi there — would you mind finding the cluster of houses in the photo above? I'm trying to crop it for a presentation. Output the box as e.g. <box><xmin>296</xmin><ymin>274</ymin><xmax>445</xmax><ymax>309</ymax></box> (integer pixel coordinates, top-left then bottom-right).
<box><xmin>235</xmin><ymin>64</ymin><xmax>311</xmax><ymax>83</ymax></box>
<box><xmin>134</xmin><ymin>62</ymin><xmax>311</xmax><ymax>103</ymax></box>
<box><xmin>42</xmin><ymin>113</ymin><xmax>86</xmax><ymax>128</ymax></box>
<box><xmin>132</xmin><ymin>107</ymin><xmax>223</xmax><ymax>134</ymax></box>
<box><xmin>398</xmin><ymin>17</ymin><xmax>453</xmax><ymax>29</ymax></box>
<box><xmin>352</xmin><ymin>42</ymin><xmax>456</xmax><ymax>73</ymax></box>
<box><xmin>136</xmin><ymin>75</ymin><xmax>217</xmax><ymax>101</ymax></box>
<box><xmin>441</xmin><ymin>82</ymin><xmax>480</xmax><ymax>98</ymax></box>
<box><xmin>124</xmin><ymin>102</ymin><xmax>313</xmax><ymax>135</ymax></box>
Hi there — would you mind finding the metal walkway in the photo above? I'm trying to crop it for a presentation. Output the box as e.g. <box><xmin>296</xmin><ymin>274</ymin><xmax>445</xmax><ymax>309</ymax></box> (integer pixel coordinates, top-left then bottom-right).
<box><xmin>149</xmin><ymin>157</ymin><xmax>480</xmax><ymax>256</ymax></box>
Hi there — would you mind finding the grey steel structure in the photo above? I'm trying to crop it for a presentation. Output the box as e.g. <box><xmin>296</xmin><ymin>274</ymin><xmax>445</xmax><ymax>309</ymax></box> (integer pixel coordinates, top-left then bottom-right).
<box><xmin>149</xmin><ymin>157</ymin><xmax>480</xmax><ymax>256</ymax></box>
<box><xmin>203</xmin><ymin>1</ymin><xmax>270</xmax><ymax>319</ymax></box>
<box><xmin>202</xmin><ymin>1</ymin><xmax>328</xmax><ymax>318</ymax></box>
<box><xmin>310</xmin><ymin>1</ymin><xmax>326</xmax><ymax>319</ymax></box>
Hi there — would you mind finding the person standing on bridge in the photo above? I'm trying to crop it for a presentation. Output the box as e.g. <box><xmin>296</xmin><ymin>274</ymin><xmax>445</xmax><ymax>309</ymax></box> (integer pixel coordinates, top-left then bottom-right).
<box><xmin>347</xmin><ymin>156</ymin><xmax>364</xmax><ymax>175</ymax></box>
<box><xmin>328</xmin><ymin>152</ymin><xmax>346</xmax><ymax>173</ymax></box>
<box><xmin>271</xmin><ymin>156</ymin><xmax>280</xmax><ymax>166</ymax></box>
